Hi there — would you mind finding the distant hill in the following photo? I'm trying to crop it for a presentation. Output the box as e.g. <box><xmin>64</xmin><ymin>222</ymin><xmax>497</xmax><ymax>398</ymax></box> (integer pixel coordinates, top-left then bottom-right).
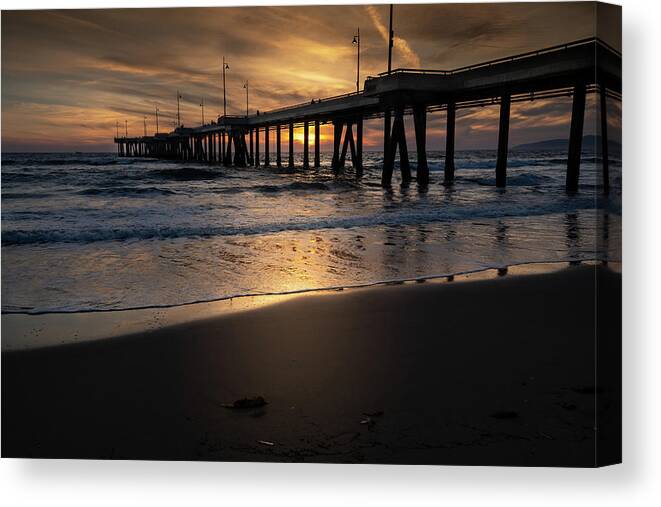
<box><xmin>512</xmin><ymin>135</ymin><xmax>621</xmax><ymax>153</ymax></box>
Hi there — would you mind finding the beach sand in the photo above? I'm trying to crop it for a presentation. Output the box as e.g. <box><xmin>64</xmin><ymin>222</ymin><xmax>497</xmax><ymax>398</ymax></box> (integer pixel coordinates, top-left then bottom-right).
<box><xmin>1</xmin><ymin>265</ymin><xmax>621</xmax><ymax>466</ymax></box>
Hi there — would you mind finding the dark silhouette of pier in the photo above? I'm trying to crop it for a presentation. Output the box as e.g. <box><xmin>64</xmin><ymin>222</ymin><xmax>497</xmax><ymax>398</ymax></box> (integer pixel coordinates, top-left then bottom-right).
<box><xmin>114</xmin><ymin>37</ymin><xmax>621</xmax><ymax>192</ymax></box>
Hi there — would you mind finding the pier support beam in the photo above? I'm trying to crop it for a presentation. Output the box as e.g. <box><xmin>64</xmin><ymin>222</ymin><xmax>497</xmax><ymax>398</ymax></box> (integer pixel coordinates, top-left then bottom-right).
<box><xmin>381</xmin><ymin>111</ymin><xmax>393</xmax><ymax>186</ymax></box>
<box><xmin>496</xmin><ymin>93</ymin><xmax>511</xmax><ymax>188</ymax></box>
<box><xmin>314</xmin><ymin>120</ymin><xmax>320</xmax><ymax>167</ymax></box>
<box><xmin>276</xmin><ymin>125</ymin><xmax>282</xmax><ymax>167</ymax></box>
<box><xmin>566</xmin><ymin>83</ymin><xmax>586</xmax><ymax>192</ymax></box>
<box><xmin>444</xmin><ymin>100</ymin><xmax>456</xmax><ymax>183</ymax></box>
<box><xmin>413</xmin><ymin>106</ymin><xmax>429</xmax><ymax>185</ymax></box>
<box><xmin>356</xmin><ymin>116</ymin><xmax>363</xmax><ymax>177</ymax></box>
<box><xmin>289</xmin><ymin>123</ymin><xmax>294</xmax><ymax>168</ymax></box>
<box><xmin>332</xmin><ymin>120</ymin><xmax>342</xmax><ymax>172</ymax></box>
<box><xmin>382</xmin><ymin>107</ymin><xmax>411</xmax><ymax>185</ymax></box>
<box><xmin>264</xmin><ymin>126</ymin><xmax>270</xmax><ymax>167</ymax></box>
<box><xmin>255</xmin><ymin>128</ymin><xmax>260</xmax><ymax>166</ymax></box>
<box><xmin>249</xmin><ymin>129</ymin><xmax>254</xmax><ymax>166</ymax></box>
<box><xmin>600</xmin><ymin>86</ymin><xmax>610</xmax><ymax>193</ymax></box>
<box><xmin>339</xmin><ymin>122</ymin><xmax>354</xmax><ymax>169</ymax></box>
<box><xmin>303</xmin><ymin>121</ymin><xmax>310</xmax><ymax>168</ymax></box>
<box><xmin>225</xmin><ymin>131</ymin><xmax>232</xmax><ymax>166</ymax></box>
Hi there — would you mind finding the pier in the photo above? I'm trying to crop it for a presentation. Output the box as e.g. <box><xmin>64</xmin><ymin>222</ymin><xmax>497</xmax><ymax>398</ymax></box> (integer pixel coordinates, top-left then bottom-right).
<box><xmin>114</xmin><ymin>37</ymin><xmax>621</xmax><ymax>192</ymax></box>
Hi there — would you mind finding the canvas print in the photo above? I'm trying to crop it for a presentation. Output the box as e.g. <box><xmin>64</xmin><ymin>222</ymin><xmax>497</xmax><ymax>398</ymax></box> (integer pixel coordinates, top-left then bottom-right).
<box><xmin>1</xmin><ymin>2</ymin><xmax>621</xmax><ymax>466</ymax></box>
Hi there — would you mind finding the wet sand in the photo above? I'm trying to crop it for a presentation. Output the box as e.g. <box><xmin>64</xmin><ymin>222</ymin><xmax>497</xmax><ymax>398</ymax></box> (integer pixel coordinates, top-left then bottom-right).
<box><xmin>1</xmin><ymin>265</ymin><xmax>621</xmax><ymax>466</ymax></box>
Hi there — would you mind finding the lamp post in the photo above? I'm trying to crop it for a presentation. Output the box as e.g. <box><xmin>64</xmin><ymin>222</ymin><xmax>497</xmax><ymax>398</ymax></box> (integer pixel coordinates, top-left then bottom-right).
<box><xmin>222</xmin><ymin>56</ymin><xmax>230</xmax><ymax>117</ymax></box>
<box><xmin>353</xmin><ymin>28</ymin><xmax>360</xmax><ymax>94</ymax></box>
<box><xmin>200</xmin><ymin>99</ymin><xmax>205</xmax><ymax>125</ymax></box>
<box><xmin>388</xmin><ymin>4</ymin><xmax>394</xmax><ymax>74</ymax></box>
<box><xmin>116</xmin><ymin>121</ymin><xmax>119</xmax><ymax>138</ymax></box>
<box><xmin>155</xmin><ymin>105</ymin><xmax>159</xmax><ymax>134</ymax></box>
<box><xmin>143</xmin><ymin>115</ymin><xmax>147</xmax><ymax>137</ymax></box>
<box><xmin>176</xmin><ymin>90</ymin><xmax>183</xmax><ymax>127</ymax></box>
<box><xmin>125</xmin><ymin>119</ymin><xmax>128</xmax><ymax>137</ymax></box>
<box><xmin>243</xmin><ymin>80</ymin><xmax>249</xmax><ymax>117</ymax></box>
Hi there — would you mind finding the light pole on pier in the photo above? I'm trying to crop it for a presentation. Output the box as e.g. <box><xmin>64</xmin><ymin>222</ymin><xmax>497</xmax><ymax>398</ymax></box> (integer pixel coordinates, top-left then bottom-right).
<box><xmin>243</xmin><ymin>80</ymin><xmax>249</xmax><ymax>117</ymax></box>
<box><xmin>176</xmin><ymin>90</ymin><xmax>183</xmax><ymax>127</ymax></box>
<box><xmin>143</xmin><ymin>115</ymin><xmax>147</xmax><ymax>137</ymax></box>
<box><xmin>116</xmin><ymin>121</ymin><xmax>119</xmax><ymax>138</ymax></box>
<box><xmin>155</xmin><ymin>105</ymin><xmax>159</xmax><ymax>134</ymax></box>
<box><xmin>125</xmin><ymin>119</ymin><xmax>128</xmax><ymax>137</ymax></box>
<box><xmin>388</xmin><ymin>4</ymin><xmax>394</xmax><ymax>74</ymax></box>
<box><xmin>222</xmin><ymin>56</ymin><xmax>229</xmax><ymax>118</ymax></box>
<box><xmin>200</xmin><ymin>99</ymin><xmax>205</xmax><ymax>126</ymax></box>
<box><xmin>353</xmin><ymin>27</ymin><xmax>361</xmax><ymax>93</ymax></box>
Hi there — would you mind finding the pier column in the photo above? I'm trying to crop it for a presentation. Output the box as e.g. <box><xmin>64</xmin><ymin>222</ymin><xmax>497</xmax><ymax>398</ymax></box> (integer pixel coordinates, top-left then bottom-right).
<box><xmin>444</xmin><ymin>100</ymin><xmax>456</xmax><ymax>183</ymax></box>
<box><xmin>221</xmin><ymin>132</ymin><xmax>226</xmax><ymax>164</ymax></box>
<box><xmin>276</xmin><ymin>125</ymin><xmax>282</xmax><ymax>167</ymax></box>
<box><xmin>255</xmin><ymin>128</ymin><xmax>260</xmax><ymax>166</ymax></box>
<box><xmin>303</xmin><ymin>121</ymin><xmax>310</xmax><ymax>168</ymax></box>
<box><xmin>249</xmin><ymin>128</ymin><xmax>254</xmax><ymax>166</ymax></box>
<box><xmin>413</xmin><ymin>106</ymin><xmax>429</xmax><ymax>185</ymax></box>
<box><xmin>496</xmin><ymin>93</ymin><xmax>511</xmax><ymax>187</ymax></box>
<box><xmin>566</xmin><ymin>84</ymin><xmax>586</xmax><ymax>192</ymax></box>
<box><xmin>314</xmin><ymin>120</ymin><xmax>320</xmax><ymax>167</ymax></box>
<box><xmin>264</xmin><ymin>125</ymin><xmax>270</xmax><ymax>167</ymax></box>
<box><xmin>381</xmin><ymin>110</ymin><xmax>393</xmax><ymax>186</ymax></box>
<box><xmin>339</xmin><ymin>121</ymin><xmax>353</xmax><ymax>169</ymax></box>
<box><xmin>225</xmin><ymin>131</ymin><xmax>232</xmax><ymax>166</ymax></box>
<box><xmin>600</xmin><ymin>86</ymin><xmax>610</xmax><ymax>193</ymax></box>
<box><xmin>332</xmin><ymin>120</ymin><xmax>342</xmax><ymax>171</ymax></box>
<box><xmin>356</xmin><ymin>116</ymin><xmax>363</xmax><ymax>177</ymax></box>
<box><xmin>288</xmin><ymin>122</ymin><xmax>294</xmax><ymax>168</ymax></box>
<box><xmin>396</xmin><ymin>108</ymin><xmax>411</xmax><ymax>182</ymax></box>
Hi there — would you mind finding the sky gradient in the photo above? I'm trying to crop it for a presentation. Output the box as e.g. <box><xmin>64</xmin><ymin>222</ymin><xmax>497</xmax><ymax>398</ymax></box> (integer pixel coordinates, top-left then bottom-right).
<box><xmin>1</xmin><ymin>2</ymin><xmax>621</xmax><ymax>152</ymax></box>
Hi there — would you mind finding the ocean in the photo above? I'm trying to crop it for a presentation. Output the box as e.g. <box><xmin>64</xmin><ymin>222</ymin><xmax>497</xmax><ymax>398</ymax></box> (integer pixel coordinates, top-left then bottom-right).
<box><xmin>1</xmin><ymin>150</ymin><xmax>621</xmax><ymax>314</ymax></box>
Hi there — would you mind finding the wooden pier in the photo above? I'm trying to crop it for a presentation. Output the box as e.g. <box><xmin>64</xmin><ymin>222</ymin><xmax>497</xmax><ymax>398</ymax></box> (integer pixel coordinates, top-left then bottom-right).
<box><xmin>114</xmin><ymin>37</ymin><xmax>621</xmax><ymax>192</ymax></box>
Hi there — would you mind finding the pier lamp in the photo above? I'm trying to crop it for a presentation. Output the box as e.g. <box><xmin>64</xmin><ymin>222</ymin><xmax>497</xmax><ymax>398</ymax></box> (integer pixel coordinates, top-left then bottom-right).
<box><xmin>176</xmin><ymin>90</ymin><xmax>183</xmax><ymax>127</ymax></box>
<box><xmin>155</xmin><ymin>106</ymin><xmax>159</xmax><ymax>134</ymax></box>
<box><xmin>200</xmin><ymin>99</ymin><xmax>205</xmax><ymax>126</ymax></box>
<box><xmin>243</xmin><ymin>80</ymin><xmax>249</xmax><ymax>117</ymax></box>
<box><xmin>222</xmin><ymin>57</ymin><xmax>230</xmax><ymax>118</ymax></box>
<box><xmin>353</xmin><ymin>28</ymin><xmax>360</xmax><ymax>94</ymax></box>
<box><xmin>125</xmin><ymin>119</ymin><xmax>128</xmax><ymax>137</ymax></box>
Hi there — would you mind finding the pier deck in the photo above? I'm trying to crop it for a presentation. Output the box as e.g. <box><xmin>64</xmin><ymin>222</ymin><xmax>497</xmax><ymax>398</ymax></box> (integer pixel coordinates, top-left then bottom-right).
<box><xmin>114</xmin><ymin>38</ymin><xmax>621</xmax><ymax>191</ymax></box>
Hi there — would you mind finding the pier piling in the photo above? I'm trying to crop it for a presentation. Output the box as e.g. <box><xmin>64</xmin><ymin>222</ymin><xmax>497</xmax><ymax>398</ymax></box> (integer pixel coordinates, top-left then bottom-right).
<box><xmin>496</xmin><ymin>93</ymin><xmax>511</xmax><ymax>188</ymax></box>
<box><xmin>566</xmin><ymin>83</ymin><xmax>586</xmax><ymax>192</ymax></box>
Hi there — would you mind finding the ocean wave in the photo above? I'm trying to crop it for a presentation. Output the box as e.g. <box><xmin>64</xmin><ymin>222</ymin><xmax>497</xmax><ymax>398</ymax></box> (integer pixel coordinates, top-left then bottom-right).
<box><xmin>2</xmin><ymin>192</ymin><xmax>54</xmax><ymax>200</ymax></box>
<box><xmin>76</xmin><ymin>186</ymin><xmax>177</xmax><ymax>197</ymax></box>
<box><xmin>149</xmin><ymin>167</ymin><xmax>227</xmax><ymax>180</ymax></box>
<box><xmin>2</xmin><ymin>197</ymin><xmax>600</xmax><ymax>246</ymax></box>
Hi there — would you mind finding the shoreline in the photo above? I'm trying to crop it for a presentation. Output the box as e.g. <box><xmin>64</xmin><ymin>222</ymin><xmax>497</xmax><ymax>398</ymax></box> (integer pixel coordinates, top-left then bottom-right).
<box><xmin>2</xmin><ymin>259</ymin><xmax>618</xmax><ymax>351</ymax></box>
<box><xmin>2</xmin><ymin>264</ymin><xmax>621</xmax><ymax>465</ymax></box>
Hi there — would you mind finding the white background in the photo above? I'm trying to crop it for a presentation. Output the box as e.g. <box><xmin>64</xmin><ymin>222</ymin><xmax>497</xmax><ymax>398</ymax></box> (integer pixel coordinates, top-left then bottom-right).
<box><xmin>1</xmin><ymin>0</ymin><xmax>659</xmax><ymax>505</ymax></box>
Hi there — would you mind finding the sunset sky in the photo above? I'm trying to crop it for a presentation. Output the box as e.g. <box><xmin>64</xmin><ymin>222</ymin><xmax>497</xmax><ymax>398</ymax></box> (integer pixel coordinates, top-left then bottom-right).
<box><xmin>1</xmin><ymin>2</ymin><xmax>621</xmax><ymax>152</ymax></box>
